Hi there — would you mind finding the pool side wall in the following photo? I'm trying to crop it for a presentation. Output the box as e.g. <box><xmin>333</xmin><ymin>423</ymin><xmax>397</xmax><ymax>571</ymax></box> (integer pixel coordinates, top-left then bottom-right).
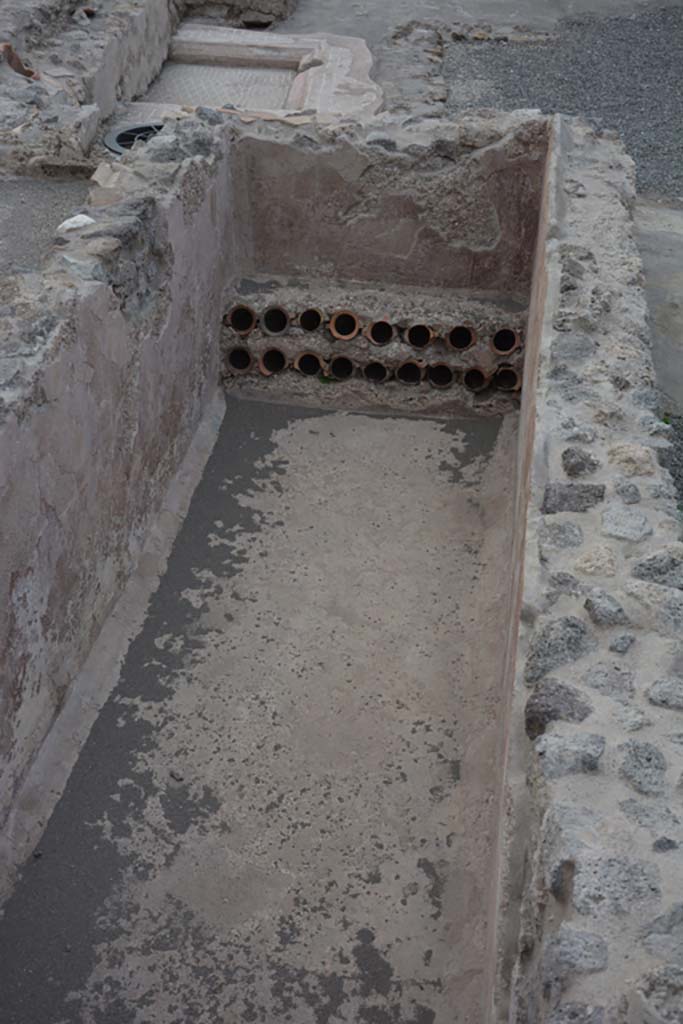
<box><xmin>0</xmin><ymin>138</ymin><xmax>236</xmax><ymax>830</ymax></box>
<box><xmin>494</xmin><ymin>114</ymin><xmax>683</xmax><ymax>1024</ymax></box>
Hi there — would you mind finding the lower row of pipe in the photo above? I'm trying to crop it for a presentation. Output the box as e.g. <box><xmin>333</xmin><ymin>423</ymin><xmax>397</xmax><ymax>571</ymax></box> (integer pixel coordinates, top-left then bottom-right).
<box><xmin>225</xmin><ymin>346</ymin><xmax>522</xmax><ymax>392</ymax></box>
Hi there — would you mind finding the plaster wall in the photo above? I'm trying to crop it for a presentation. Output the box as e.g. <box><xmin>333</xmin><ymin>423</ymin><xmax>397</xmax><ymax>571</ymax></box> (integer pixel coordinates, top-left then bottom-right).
<box><xmin>485</xmin><ymin>115</ymin><xmax>560</xmax><ymax>1023</ymax></box>
<box><xmin>234</xmin><ymin>118</ymin><xmax>547</xmax><ymax>296</ymax></box>
<box><xmin>0</xmin><ymin>146</ymin><xmax>236</xmax><ymax>828</ymax></box>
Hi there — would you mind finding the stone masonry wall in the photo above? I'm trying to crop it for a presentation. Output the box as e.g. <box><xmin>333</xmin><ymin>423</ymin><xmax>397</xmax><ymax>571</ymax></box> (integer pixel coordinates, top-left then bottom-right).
<box><xmin>498</xmin><ymin>115</ymin><xmax>683</xmax><ymax>1024</ymax></box>
<box><xmin>0</xmin><ymin>118</ymin><xmax>235</xmax><ymax>829</ymax></box>
<box><xmin>0</xmin><ymin>0</ymin><xmax>176</xmax><ymax>172</ymax></box>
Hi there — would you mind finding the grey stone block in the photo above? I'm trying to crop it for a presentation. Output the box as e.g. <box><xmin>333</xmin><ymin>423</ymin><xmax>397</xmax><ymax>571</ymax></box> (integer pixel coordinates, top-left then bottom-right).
<box><xmin>648</xmin><ymin>678</ymin><xmax>683</xmax><ymax>711</ymax></box>
<box><xmin>540</xmin><ymin>520</ymin><xmax>584</xmax><ymax>555</ymax></box>
<box><xmin>540</xmin><ymin>521</ymin><xmax>584</xmax><ymax>562</ymax></box>
<box><xmin>525</xmin><ymin>617</ymin><xmax>598</xmax><ymax>685</ymax></box>
<box><xmin>619</xmin><ymin>740</ymin><xmax>668</xmax><ymax>795</ymax></box>
<box><xmin>609</xmin><ymin>633</ymin><xmax>636</xmax><ymax>654</ymax></box>
<box><xmin>602</xmin><ymin>504</ymin><xmax>653</xmax><ymax>542</ymax></box>
<box><xmin>562</xmin><ymin>447</ymin><xmax>601</xmax><ymax>478</ymax></box>
<box><xmin>633</xmin><ymin>965</ymin><xmax>683</xmax><ymax>1023</ymax></box>
<box><xmin>525</xmin><ymin>680</ymin><xmax>593</xmax><ymax>739</ymax></box>
<box><xmin>548</xmin><ymin>573</ymin><xmax>583</xmax><ymax>600</ymax></box>
<box><xmin>554</xmin><ymin>335</ymin><xmax>597</xmax><ymax>364</ymax></box>
<box><xmin>584</xmin><ymin>589</ymin><xmax>629</xmax><ymax>627</ymax></box>
<box><xmin>547</xmin><ymin>1006</ymin><xmax>605</xmax><ymax>1024</ymax></box>
<box><xmin>632</xmin><ymin>547</ymin><xmax>683</xmax><ymax>590</ymax></box>
<box><xmin>536</xmin><ymin>733</ymin><xmax>605</xmax><ymax>778</ymax></box>
<box><xmin>642</xmin><ymin>904</ymin><xmax>683</xmax><ymax>964</ymax></box>
<box><xmin>582</xmin><ymin>662</ymin><xmax>635</xmax><ymax>703</ymax></box>
<box><xmin>619</xmin><ymin>707</ymin><xmax>652</xmax><ymax>732</ymax></box>
<box><xmin>620</xmin><ymin>798</ymin><xmax>680</xmax><ymax>834</ymax></box>
<box><xmin>565</xmin><ymin>426</ymin><xmax>598</xmax><ymax>445</ymax></box>
<box><xmin>653</xmin><ymin>837</ymin><xmax>679</xmax><ymax>852</ymax></box>
<box><xmin>573</xmin><ymin>854</ymin><xmax>661</xmax><ymax>916</ymax></box>
<box><xmin>625</xmin><ymin>580</ymin><xmax>683</xmax><ymax>635</ymax></box>
<box><xmin>543</xmin><ymin>925</ymin><xmax>608</xmax><ymax>1001</ymax></box>
<box><xmin>542</xmin><ymin>483</ymin><xmax>606</xmax><ymax>514</ymax></box>
<box><xmin>615</xmin><ymin>480</ymin><xmax>641</xmax><ymax>505</ymax></box>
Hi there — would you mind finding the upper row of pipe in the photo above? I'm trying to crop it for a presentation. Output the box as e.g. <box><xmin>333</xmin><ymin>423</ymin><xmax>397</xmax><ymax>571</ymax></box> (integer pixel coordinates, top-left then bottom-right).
<box><xmin>224</xmin><ymin>303</ymin><xmax>522</xmax><ymax>356</ymax></box>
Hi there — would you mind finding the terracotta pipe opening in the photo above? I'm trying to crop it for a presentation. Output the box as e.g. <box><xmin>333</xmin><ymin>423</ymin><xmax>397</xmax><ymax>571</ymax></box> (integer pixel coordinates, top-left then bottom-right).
<box><xmin>329</xmin><ymin>356</ymin><xmax>354</xmax><ymax>380</ymax></box>
<box><xmin>397</xmin><ymin>361</ymin><xmax>423</xmax><ymax>385</ymax></box>
<box><xmin>448</xmin><ymin>325</ymin><xmax>474</xmax><ymax>351</ymax></box>
<box><xmin>295</xmin><ymin>352</ymin><xmax>323</xmax><ymax>376</ymax></box>
<box><xmin>491</xmin><ymin>328</ymin><xmax>518</xmax><ymax>354</ymax></box>
<box><xmin>368</xmin><ymin>320</ymin><xmax>394</xmax><ymax>346</ymax></box>
<box><xmin>260</xmin><ymin>348</ymin><xmax>287</xmax><ymax>375</ymax></box>
<box><xmin>427</xmin><ymin>364</ymin><xmax>454</xmax><ymax>389</ymax></box>
<box><xmin>405</xmin><ymin>324</ymin><xmax>431</xmax><ymax>350</ymax></box>
<box><xmin>227</xmin><ymin>347</ymin><xmax>252</xmax><ymax>373</ymax></box>
<box><xmin>463</xmin><ymin>368</ymin><xmax>490</xmax><ymax>393</ymax></box>
<box><xmin>329</xmin><ymin>310</ymin><xmax>360</xmax><ymax>341</ymax></box>
<box><xmin>494</xmin><ymin>365</ymin><xmax>521</xmax><ymax>391</ymax></box>
<box><xmin>225</xmin><ymin>304</ymin><xmax>257</xmax><ymax>335</ymax></box>
<box><xmin>364</xmin><ymin>361</ymin><xmax>389</xmax><ymax>383</ymax></box>
<box><xmin>262</xmin><ymin>306</ymin><xmax>290</xmax><ymax>335</ymax></box>
<box><xmin>299</xmin><ymin>308</ymin><xmax>323</xmax><ymax>332</ymax></box>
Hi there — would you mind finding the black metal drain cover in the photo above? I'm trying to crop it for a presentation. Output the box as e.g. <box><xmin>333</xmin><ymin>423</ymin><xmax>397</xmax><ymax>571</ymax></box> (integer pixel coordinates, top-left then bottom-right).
<box><xmin>103</xmin><ymin>123</ymin><xmax>164</xmax><ymax>155</ymax></box>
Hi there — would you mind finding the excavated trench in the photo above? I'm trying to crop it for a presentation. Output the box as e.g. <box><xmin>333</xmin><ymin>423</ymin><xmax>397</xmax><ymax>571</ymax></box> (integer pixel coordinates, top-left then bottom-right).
<box><xmin>0</xmin><ymin>63</ymin><xmax>550</xmax><ymax>1021</ymax></box>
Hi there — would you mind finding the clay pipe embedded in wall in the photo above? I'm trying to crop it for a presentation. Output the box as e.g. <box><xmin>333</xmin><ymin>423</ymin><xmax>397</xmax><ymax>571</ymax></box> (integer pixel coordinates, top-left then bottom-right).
<box><xmin>294</xmin><ymin>351</ymin><xmax>324</xmax><ymax>377</ymax></box>
<box><xmin>329</xmin><ymin>355</ymin><xmax>355</xmax><ymax>380</ymax></box>
<box><xmin>329</xmin><ymin>310</ymin><xmax>361</xmax><ymax>341</ymax></box>
<box><xmin>363</xmin><ymin>361</ymin><xmax>390</xmax><ymax>383</ymax></box>
<box><xmin>396</xmin><ymin>360</ymin><xmax>424</xmax><ymax>385</ymax></box>
<box><xmin>404</xmin><ymin>323</ymin><xmax>433</xmax><ymax>350</ymax></box>
<box><xmin>447</xmin><ymin>325</ymin><xmax>476</xmax><ymax>352</ymax></box>
<box><xmin>224</xmin><ymin>304</ymin><xmax>257</xmax><ymax>335</ymax></box>
<box><xmin>262</xmin><ymin>305</ymin><xmax>290</xmax><ymax>336</ymax></box>
<box><xmin>365</xmin><ymin>319</ymin><xmax>394</xmax><ymax>346</ymax></box>
<box><xmin>226</xmin><ymin>347</ymin><xmax>253</xmax><ymax>374</ymax></box>
<box><xmin>462</xmin><ymin>367</ymin><xmax>491</xmax><ymax>392</ymax></box>
<box><xmin>298</xmin><ymin>308</ymin><xmax>324</xmax><ymax>333</ymax></box>
<box><xmin>493</xmin><ymin>365</ymin><xmax>522</xmax><ymax>392</ymax></box>
<box><xmin>258</xmin><ymin>348</ymin><xmax>288</xmax><ymax>376</ymax></box>
<box><xmin>427</xmin><ymin>364</ymin><xmax>454</xmax><ymax>389</ymax></box>
<box><xmin>490</xmin><ymin>328</ymin><xmax>520</xmax><ymax>356</ymax></box>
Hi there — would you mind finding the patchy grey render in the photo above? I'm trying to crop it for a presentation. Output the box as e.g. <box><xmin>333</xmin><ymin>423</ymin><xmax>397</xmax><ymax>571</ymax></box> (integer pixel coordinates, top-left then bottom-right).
<box><xmin>0</xmin><ymin>1</ymin><xmax>682</xmax><ymax>1023</ymax></box>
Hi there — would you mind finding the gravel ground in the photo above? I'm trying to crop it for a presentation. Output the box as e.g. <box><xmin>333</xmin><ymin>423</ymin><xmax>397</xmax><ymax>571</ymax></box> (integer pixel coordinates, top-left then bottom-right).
<box><xmin>443</xmin><ymin>3</ymin><xmax>683</xmax><ymax>499</ymax></box>
<box><xmin>444</xmin><ymin>4</ymin><xmax>683</xmax><ymax>199</ymax></box>
<box><xmin>0</xmin><ymin>177</ymin><xmax>90</xmax><ymax>275</ymax></box>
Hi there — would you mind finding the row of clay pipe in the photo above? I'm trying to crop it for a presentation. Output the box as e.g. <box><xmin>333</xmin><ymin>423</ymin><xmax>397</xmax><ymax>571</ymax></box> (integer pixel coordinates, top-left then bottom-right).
<box><xmin>226</xmin><ymin>346</ymin><xmax>522</xmax><ymax>392</ymax></box>
<box><xmin>224</xmin><ymin>303</ymin><xmax>521</xmax><ymax>356</ymax></box>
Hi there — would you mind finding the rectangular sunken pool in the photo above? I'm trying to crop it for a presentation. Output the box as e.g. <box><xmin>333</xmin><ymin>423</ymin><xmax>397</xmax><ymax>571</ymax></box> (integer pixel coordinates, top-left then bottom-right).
<box><xmin>0</xmin><ymin>111</ymin><xmax>547</xmax><ymax>1024</ymax></box>
<box><xmin>4</xmin><ymin>109</ymin><xmax>666</xmax><ymax>1024</ymax></box>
